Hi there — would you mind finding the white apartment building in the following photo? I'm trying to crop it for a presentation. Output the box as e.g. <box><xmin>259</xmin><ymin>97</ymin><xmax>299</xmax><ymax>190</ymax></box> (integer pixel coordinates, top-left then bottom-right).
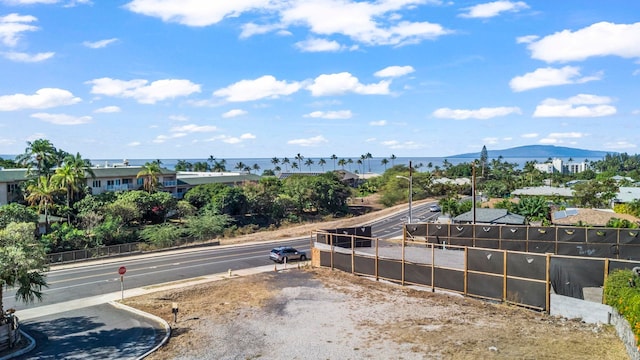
<box><xmin>533</xmin><ymin>158</ymin><xmax>589</xmax><ymax>174</ymax></box>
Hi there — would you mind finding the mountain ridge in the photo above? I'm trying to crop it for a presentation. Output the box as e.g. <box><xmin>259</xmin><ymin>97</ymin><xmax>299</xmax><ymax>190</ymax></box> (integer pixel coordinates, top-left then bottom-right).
<box><xmin>449</xmin><ymin>145</ymin><xmax>613</xmax><ymax>160</ymax></box>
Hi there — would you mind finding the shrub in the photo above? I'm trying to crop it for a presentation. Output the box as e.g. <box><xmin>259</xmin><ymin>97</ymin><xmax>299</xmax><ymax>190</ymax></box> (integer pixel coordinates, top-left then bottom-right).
<box><xmin>604</xmin><ymin>269</ymin><xmax>640</xmax><ymax>344</ymax></box>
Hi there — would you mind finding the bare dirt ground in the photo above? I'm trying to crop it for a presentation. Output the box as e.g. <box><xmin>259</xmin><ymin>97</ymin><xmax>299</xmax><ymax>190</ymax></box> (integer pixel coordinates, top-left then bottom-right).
<box><xmin>120</xmin><ymin>196</ymin><xmax>629</xmax><ymax>359</ymax></box>
<box><xmin>123</xmin><ymin>267</ymin><xmax>628</xmax><ymax>360</ymax></box>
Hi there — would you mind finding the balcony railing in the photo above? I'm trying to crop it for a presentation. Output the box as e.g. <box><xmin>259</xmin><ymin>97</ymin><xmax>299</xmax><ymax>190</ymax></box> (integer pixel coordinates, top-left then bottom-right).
<box><xmin>163</xmin><ymin>180</ymin><xmax>177</xmax><ymax>187</ymax></box>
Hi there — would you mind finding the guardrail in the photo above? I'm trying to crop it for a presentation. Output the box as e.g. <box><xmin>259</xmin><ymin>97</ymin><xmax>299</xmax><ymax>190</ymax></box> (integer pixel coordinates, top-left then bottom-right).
<box><xmin>47</xmin><ymin>243</ymin><xmax>141</xmax><ymax>264</ymax></box>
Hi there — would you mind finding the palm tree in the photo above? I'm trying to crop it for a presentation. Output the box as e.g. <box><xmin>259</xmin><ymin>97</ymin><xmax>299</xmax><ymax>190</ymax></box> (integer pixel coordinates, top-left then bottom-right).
<box><xmin>318</xmin><ymin>158</ymin><xmax>326</xmax><ymax>171</ymax></box>
<box><xmin>25</xmin><ymin>176</ymin><xmax>60</xmax><ymax>231</ymax></box>
<box><xmin>51</xmin><ymin>164</ymin><xmax>80</xmax><ymax>223</ymax></box>
<box><xmin>212</xmin><ymin>159</ymin><xmax>227</xmax><ymax>172</ymax></box>
<box><xmin>282</xmin><ymin>157</ymin><xmax>291</xmax><ymax>172</ymax></box>
<box><xmin>291</xmin><ymin>162</ymin><xmax>299</xmax><ymax>171</ymax></box>
<box><xmin>381</xmin><ymin>158</ymin><xmax>389</xmax><ymax>170</ymax></box>
<box><xmin>175</xmin><ymin>159</ymin><xmax>192</xmax><ymax>171</ymax></box>
<box><xmin>390</xmin><ymin>154</ymin><xmax>396</xmax><ymax>167</ymax></box>
<box><xmin>365</xmin><ymin>152</ymin><xmax>373</xmax><ymax>172</ymax></box>
<box><xmin>207</xmin><ymin>155</ymin><xmax>216</xmax><ymax>170</ymax></box>
<box><xmin>271</xmin><ymin>157</ymin><xmax>280</xmax><ymax>167</ymax></box>
<box><xmin>304</xmin><ymin>158</ymin><xmax>314</xmax><ymax>171</ymax></box>
<box><xmin>347</xmin><ymin>158</ymin><xmax>353</xmax><ymax>171</ymax></box>
<box><xmin>235</xmin><ymin>161</ymin><xmax>247</xmax><ymax>173</ymax></box>
<box><xmin>338</xmin><ymin>158</ymin><xmax>347</xmax><ymax>169</ymax></box>
<box><xmin>357</xmin><ymin>159</ymin><xmax>364</xmax><ymax>174</ymax></box>
<box><xmin>137</xmin><ymin>162</ymin><xmax>162</xmax><ymax>193</ymax></box>
<box><xmin>252</xmin><ymin>163</ymin><xmax>261</xmax><ymax>174</ymax></box>
<box><xmin>330</xmin><ymin>154</ymin><xmax>338</xmax><ymax>170</ymax></box>
<box><xmin>295</xmin><ymin>153</ymin><xmax>304</xmax><ymax>170</ymax></box>
<box><xmin>16</xmin><ymin>139</ymin><xmax>58</xmax><ymax>179</ymax></box>
<box><xmin>274</xmin><ymin>165</ymin><xmax>282</xmax><ymax>173</ymax></box>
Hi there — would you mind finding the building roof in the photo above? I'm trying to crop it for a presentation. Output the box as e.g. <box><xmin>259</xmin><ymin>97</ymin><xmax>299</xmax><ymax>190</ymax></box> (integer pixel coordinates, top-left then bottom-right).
<box><xmin>177</xmin><ymin>174</ymin><xmax>260</xmax><ymax>186</ymax></box>
<box><xmin>0</xmin><ymin>168</ymin><xmax>27</xmax><ymax>182</ymax></box>
<box><xmin>0</xmin><ymin>166</ymin><xmax>176</xmax><ymax>182</ymax></box>
<box><xmin>614</xmin><ymin>187</ymin><xmax>640</xmax><ymax>204</ymax></box>
<box><xmin>432</xmin><ymin>177</ymin><xmax>471</xmax><ymax>185</ymax></box>
<box><xmin>512</xmin><ymin>186</ymin><xmax>574</xmax><ymax>197</ymax></box>
<box><xmin>453</xmin><ymin>208</ymin><xmax>526</xmax><ymax>225</ymax></box>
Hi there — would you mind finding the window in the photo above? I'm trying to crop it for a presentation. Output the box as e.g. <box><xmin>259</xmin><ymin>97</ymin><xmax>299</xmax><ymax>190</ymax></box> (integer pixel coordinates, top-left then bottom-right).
<box><xmin>122</xmin><ymin>178</ymin><xmax>132</xmax><ymax>184</ymax></box>
<box><xmin>137</xmin><ymin>178</ymin><xmax>144</xmax><ymax>185</ymax></box>
<box><xmin>107</xmin><ymin>180</ymin><xmax>115</xmax><ymax>186</ymax></box>
<box><xmin>7</xmin><ymin>183</ymin><xmax>19</xmax><ymax>193</ymax></box>
<box><xmin>92</xmin><ymin>180</ymin><xmax>102</xmax><ymax>188</ymax></box>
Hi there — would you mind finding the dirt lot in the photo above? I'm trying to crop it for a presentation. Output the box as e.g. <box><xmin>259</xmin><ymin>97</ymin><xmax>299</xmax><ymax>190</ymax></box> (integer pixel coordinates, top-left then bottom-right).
<box><xmin>123</xmin><ymin>267</ymin><xmax>628</xmax><ymax>360</ymax></box>
<box><xmin>119</xmin><ymin>196</ymin><xmax>630</xmax><ymax>359</ymax></box>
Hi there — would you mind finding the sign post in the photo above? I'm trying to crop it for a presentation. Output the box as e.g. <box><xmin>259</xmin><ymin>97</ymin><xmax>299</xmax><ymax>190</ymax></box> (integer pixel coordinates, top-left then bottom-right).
<box><xmin>118</xmin><ymin>266</ymin><xmax>127</xmax><ymax>301</ymax></box>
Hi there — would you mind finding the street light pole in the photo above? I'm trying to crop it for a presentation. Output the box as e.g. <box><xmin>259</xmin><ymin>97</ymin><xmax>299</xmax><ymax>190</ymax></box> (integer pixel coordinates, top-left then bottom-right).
<box><xmin>396</xmin><ymin>161</ymin><xmax>413</xmax><ymax>223</ymax></box>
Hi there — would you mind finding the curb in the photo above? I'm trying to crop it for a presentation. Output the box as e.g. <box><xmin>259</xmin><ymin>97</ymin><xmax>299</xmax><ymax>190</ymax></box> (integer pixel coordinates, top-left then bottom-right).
<box><xmin>0</xmin><ymin>329</ymin><xmax>36</xmax><ymax>360</ymax></box>
<box><xmin>109</xmin><ymin>301</ymin><xmax>171</xmax><ymax>360</ymax></box>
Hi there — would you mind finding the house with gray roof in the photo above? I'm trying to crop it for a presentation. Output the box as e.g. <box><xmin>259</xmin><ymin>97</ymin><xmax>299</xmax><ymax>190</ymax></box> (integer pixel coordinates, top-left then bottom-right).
<box><xmin>453</xmin><ymin>208</ymin><xmax>526</xmax><ymax>225</ymax></box>
<box><xmin>512</xmin><ymin>186</ymin><xmax>574</xmax><ymax>197</ymax></box>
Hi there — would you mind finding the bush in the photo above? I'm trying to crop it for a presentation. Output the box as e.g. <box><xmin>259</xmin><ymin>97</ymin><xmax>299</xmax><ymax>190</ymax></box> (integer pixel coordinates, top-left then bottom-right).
<box><xmin>604</xmin><ymin>269</ymin><xmax>640</xmax><ymax>344</ymax></box>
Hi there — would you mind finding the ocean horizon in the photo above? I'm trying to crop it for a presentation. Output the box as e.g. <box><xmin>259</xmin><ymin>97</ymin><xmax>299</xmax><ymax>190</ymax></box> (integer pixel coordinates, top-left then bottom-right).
<box><xmin>88</xmin><ymin>156</ymin><xmax>603</xmax><ymax>175</ymax></box>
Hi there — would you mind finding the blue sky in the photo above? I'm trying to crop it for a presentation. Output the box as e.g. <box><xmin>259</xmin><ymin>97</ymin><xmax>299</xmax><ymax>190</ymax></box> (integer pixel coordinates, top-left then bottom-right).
<box><xmin>0</xmin><ymin>0</ymin><xmax>639</xmax><ymax>160</ymax></box>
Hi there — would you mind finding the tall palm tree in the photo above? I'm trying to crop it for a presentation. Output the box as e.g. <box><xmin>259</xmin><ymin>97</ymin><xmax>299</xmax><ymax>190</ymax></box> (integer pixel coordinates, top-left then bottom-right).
<box><xmin>347</xmin><ymin>158</ymin><xmax>353</xmax><ymax>171</ymax></box>
<box><xmin>282</xmin><ymin>157</ymin><xmax>291</xmax><ymax>172</ymax></box>
<box><xmin>365</xmin><ymin>152</ymin><xmax>373</xmax><ymax>172</ymax></box>
<box><xmin>318</xmin><ymin>158</ymin><xmax>326</xmax><ymax>171</ymax></box>
<box><xmin>330</xmin><ymin>154</ymin><xmax>338</xmax><ymax>170</ymax></box>
<box><xmin>295</xmin><ymin>153</ymin><xmax>304</xmax><ymax>170</ymax></box>
<box><xmin>356</xmin><ymin>159</ymin><xmax>364</xmax><ymax>174</ymax></box>
<box><xmin>390</xmin><ymin>154</ymin><xmax>396</xmax><ymax>167</ymax></box>
<box><xmin>51</xmin><ymin>164</ymin><xmax>80</xmax><ymax>223</ymax></box>
<box><xmin>207</xmin><ymin>155</ymin><xmax>216</xmax><ymax>170</ymax></box>
<box><xmin>291</xmin><ymin>162</ymin><xmax>299</xmax><ymax>171</ymax></box>
<box><xmin>212</xmin><ymin>159</ymin><xmax>227</xmax><ymax>172</ymax></box>
<box><xmin>137</xmin><ymin>162</ymin><xmax>162</xmax><ymax>193</ymax></box>
<box><xmin>338</xmin><ymin>158</ymin><xmax>347</xmax><ymax>169</ymax></box>
<box><xmin>252</xmin><ymin>163</ymin><xmax>261</xmax><ymax>174</ymax></box>
<box><xmin>25</xmin><ymin>176</ymin><xmax>60</xmax><ymax>232</ymax></box>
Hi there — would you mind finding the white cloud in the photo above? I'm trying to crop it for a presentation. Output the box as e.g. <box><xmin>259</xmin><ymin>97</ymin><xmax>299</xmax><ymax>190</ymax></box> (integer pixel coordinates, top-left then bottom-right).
<box><xmin>603</xmin><ymin>141</ymin><xmax>637</xmax><ymax>150</ymax></box>
<box><xmin>280</xmin><ymin>1</ymin><xmax>450</xmax><ymax>46</ymax></box>
<box><xmin>380</xmin><ymin>139</ymin><xmax>422</xmax><ymax>149</ymax></box>
<box><xmin>374</xmin><ymin>65</ymin><xmax>415</xmax><ymax>78</ymax></box>
<box><xmin>222</xmin><ymin>109</ymin><xmax>248</xmax><ymax>118</ymax></box>
<box><xmin>510</xmin><ymin>66</ymin><xmax>600</xmax><ymax>92</ymax></box>
<box><xmin>0</xmin><ymin>13</ymin><xmax>38</xmax><ymax>47</ymax></box>
<box><xmin>0</xmin><ymin>138</ymin><xmax>16</xmax><ymax>146</ymax></box>
<box><xmin>153</xmin><ymin>132</ymin><xmax>187</xmax><ymax>143</ymax></box>
<box><xmin>369</xmin><ymin>120</ymin><xmax>387</xmax><ymax>126</ymax></box>
<box><xmin>83</xmin><ymin>38</ymin><xmax>118</xmax><ymax>49</ymax></box>
<box><xmin>482</xmin><ymin>137</ymin><xmax>499</xmax><ymax>145</ymax></box>
<box><xmin>240</xmin><ymin>22</ymin><xmax>284</xmax><ymax>38</ymax></box>
<box><xmin>169</xmin><ymin>114</ymin><xmax>188</xmax><ymax>121</ymax></box>
<box><xmin>94</xmin><ymin>105</ymin><xmax>121</xmax><ymax>113</ymax></box>
<box><xmin>210</xmin><ymin>133</ymin><xmax>256</xmax><ymax>144</ymax></box>
<box><xmin>307</xmin><ymin>72</ymin><xmax>391</xmax><ymax>96</ymax></box>
<box><xmin>521</xmin><ymin>133</ymin><xmax>538</xmax><ymax>138</ymax></box>
<box><xmin>539</xmin><ymin>132</ymin><xmax>586</xmax><ymax>145</ymax></box>
<box><xmin>459</xmin><ymin>1</ymin><xmax>529</xmax><ymax>18</ymax></box>
<box><xmin>432</xmin><ymin>106</ymin><xmax>521</xmax><ymax>120</ymax></box>
<box><xmin>31</xmin><ymin>112</ymin><xmax>92</xmax><ymax>125</ymax></box>
<box><xmin>0</xmin><ymin>88</ymin><xmax>81</xmax><ymax>111</ymax></box>
<box><xmin>2</xmin><ymin>0</ymin><xmax>60</xmax><ymax>4</ymax></box>
<box><xmin>240</xmin><ymin>133</ymin><xmax>255</xmax><ymax>139</ymax></box>
<box><xmin>527</xmin><ymin>22</ymin><xmax>640</xmax><ymax>63</ymax></box>
<box><xmin>125</xmin><ymin>0</ymin><xmax>451</xmax><ymax>47</ymax></box>
<box><xmin>128</xmin><ymin>141</ymin><xmax>141</xmax><ymax>147</ymax></box>
<box><xmin>304</xmin><ymin>110</ymin><xmax>352</xmax><ymax>119</ymax></box>
<box><xmin>214</xmin><ymin>75</ymin><xmax>301</xmax><ymax>102</ymax></box>
<box><xmin>2</xmin><ymin>51</ymin><xmax>54</xmax><ymax>62</ymax></box>
<box><xmin>287</xmin><ymin>135</ymin><xmax>328</xmax><ymax>147</ymax></box>
<box><xmin>87</xmin><ymin>77</ymin><xmax>201</xmax><ymax>104</ymax></box>
<box><xmin>294</xmin><ymin>38</ymin><xmax>343</xmax><ymax>52</ymax></box>
<box><xmin>516</xmin><ymin>35</ymin><xmax>538</xmax><ymax>44</ymax></box>
<box><xmin>533</xmin><ymin>94</ymin><xmax>616</xmax><ymax>118</ymax></box>
<box><xmin>170</xmin><ymin>124</ymin><xmax>217</xmax><ymax>133</ymax></box>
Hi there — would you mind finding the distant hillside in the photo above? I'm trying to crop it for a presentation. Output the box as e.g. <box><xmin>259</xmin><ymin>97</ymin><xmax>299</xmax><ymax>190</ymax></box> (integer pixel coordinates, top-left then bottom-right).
<box><xmin>450</xmin><ymin>145</ymin><xmax>613</xmax><ymax>160</ymax></box>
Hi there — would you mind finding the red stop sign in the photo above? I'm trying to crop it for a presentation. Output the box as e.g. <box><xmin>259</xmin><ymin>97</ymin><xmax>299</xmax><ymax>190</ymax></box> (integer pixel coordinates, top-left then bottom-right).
<box><xmin>118</xmin><ymin>266</ymin><xmax>127</xmax><ymax>275</ymax></box>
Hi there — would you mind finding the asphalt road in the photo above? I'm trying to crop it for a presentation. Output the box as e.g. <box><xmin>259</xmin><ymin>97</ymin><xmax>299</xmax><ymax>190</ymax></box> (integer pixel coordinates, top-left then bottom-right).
<box><xmin>4</xmin><ymin>200</ymin><xmax>440</xmax><ymax>359</ymax></box>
